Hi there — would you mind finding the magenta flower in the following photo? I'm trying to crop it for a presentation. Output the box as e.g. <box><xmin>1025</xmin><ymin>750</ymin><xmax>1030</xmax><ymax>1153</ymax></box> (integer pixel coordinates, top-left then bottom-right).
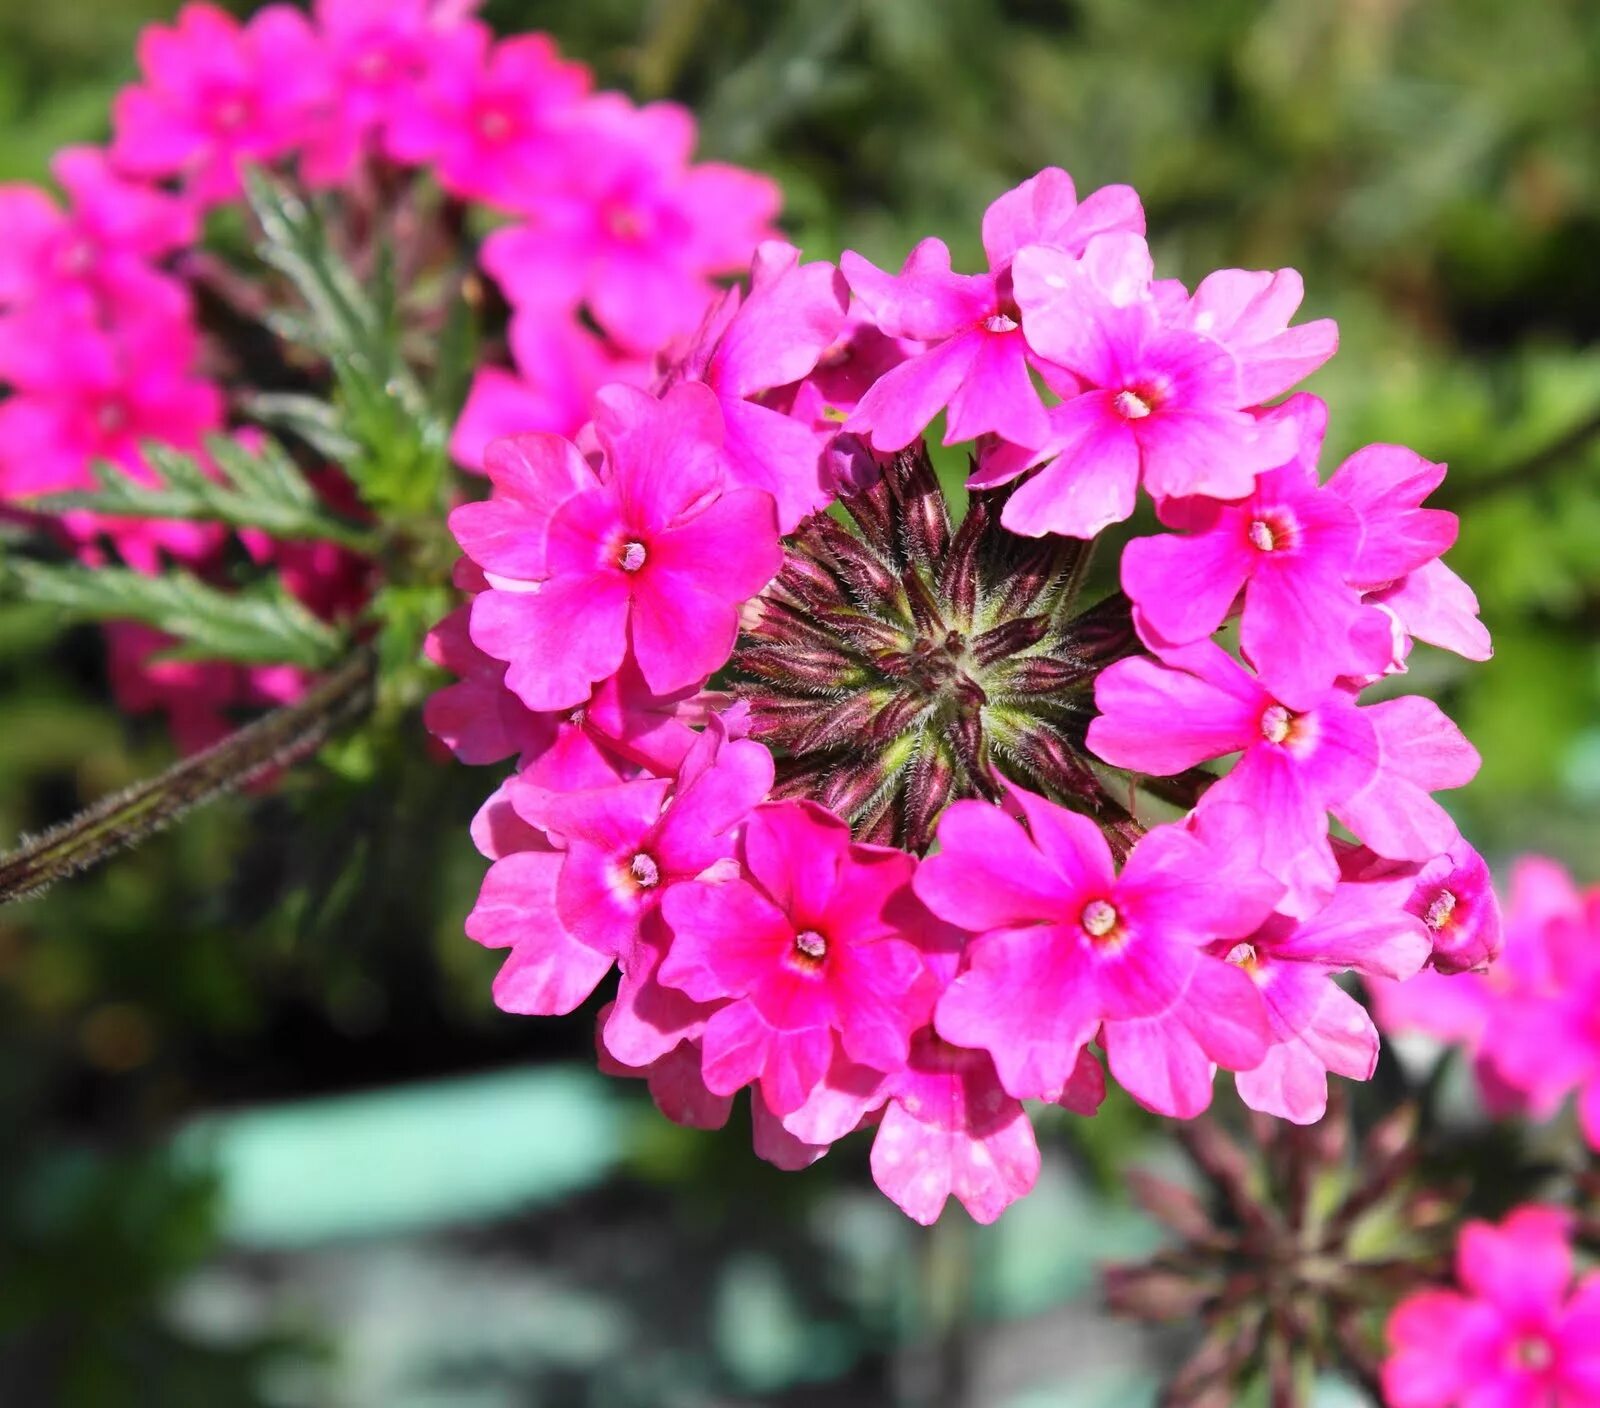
<box><xmin>993</xmin><ymin>234</ymin><xmax>1307</xmax><ymax>537</ymax></box>
<box><xmin>1121</xmin><ymin>395</ymin><xmax>1388</xmax><ymax>703</ymax></box>
<box><xmin>658</xmin><ymin>801</ymin><xmax>932</xmax><ymax>1116</ymax></box>
<box><xmin>663</xmin><ymin>240</ymin><xmax>849</xmax><ymax>532</ymax></box>
<box><xmin>422</xmin><ymin>605</ymin><xmax>554</xmax><ymax>765</ymax></box>
<box><xmin>382</xmin><ymin>21</ymin><xmax>590</xmax><ymax>207</ymax></box>
<box><xmin>481</xmin><ymin>96</ymin><xmax>781</xmax><ymax>353</ymax></box>
<box><xmin>1088</xmin><ymin>642</ymin><xmax>1476</xmax><ymax>891</ymax></box>
<box><xmin>842</xmin><ymin>167</ymin><xmax>1143</xmax><ymax>454</ymax></box>
<box><xmin>450</xmin><ymin>318</ymin><xmax>645</xmax><ymax>471</ymax></box>
<box><xmin>467</xmin><ymin>719</ymin><xmax>769</xmax><ymax>1018</ymax></box>
<box><xmin>0</xmin><ymin>313</ymin><xmax>223</xmax><ymax>571</ymax></box>
<box><xmin>1327</xmin><ymin>440</ymin><xmax>1492</xmax><ymax>662</ymax></box>
<box><xmin>1383</xmin><ymin>1206</ymin><xmax>1600</xmax><ymax>1408</ymax></box>
<box><xmin>461</xmin><ymin>383</ymin><xmax>783</xmax><ymax>711</ymax></box>
<box><xmin>1151</xmin><ymin>267</ymin><xmax>1338</xmax><ymax>407</ymax></box>
<box><xmin>1370</xmin><ymin>855</ymin><xmax>1586</xmax><ymax>1135</ymax></box>
<box><xmin>918</xmin><ymin>785</ymin><xmax>1277</xmax><ymax>1116</ymax></box>
<box><xmin>110</xmin><ymin>3</ymin><xmax>328</xmax><ymax>205</ymax></box>
<box><xmin>1187</xmin><ymin>807</ymin><xmax>1433</xmax><ymax>1122</ymax></box>
<box><xmin>870</xmin><ymin>1034</ymin><xmax>1105</xmax><ymax>1226</ymax></box>
<box><xmin>304</xmin><ymin>0</ymin><xmax>482</xmax><ymax>180</ymax></box>
<box><xmin>0</xmin><ymin>147</ymin><xmax>195</xmax><ymax>324</ymax></box>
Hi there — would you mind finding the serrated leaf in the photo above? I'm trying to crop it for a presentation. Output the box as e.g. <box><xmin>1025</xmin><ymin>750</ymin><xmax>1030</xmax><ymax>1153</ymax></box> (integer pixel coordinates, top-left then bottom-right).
<box><xmin>3</xmin><ymin>560</ymin><xmax>346</xmax><ymax>669</ymax></box>
<box><xmin>33</xmin><ymin>437</ymin><xmax>376</xmax><ymax>553</ymax></box>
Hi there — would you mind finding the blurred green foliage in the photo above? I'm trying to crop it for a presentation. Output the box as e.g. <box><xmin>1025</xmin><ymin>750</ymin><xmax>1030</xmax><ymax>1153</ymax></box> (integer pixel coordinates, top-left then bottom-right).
<box><xmin>0</xmin><ymin>0</ymin><xmax>1597</xmax><ymax>1402</ymax></box>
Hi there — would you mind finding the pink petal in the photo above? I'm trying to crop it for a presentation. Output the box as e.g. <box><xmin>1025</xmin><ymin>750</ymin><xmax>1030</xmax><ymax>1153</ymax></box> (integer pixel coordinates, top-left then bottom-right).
<box><xmin>999</xmin><ymin>394</ymin><xmax>1141</xmax><ymax>539</ymax></box>
<box><xmin>870</xmin><ymin>1095</ymin><xmax>1039</xmax><ymax>1226</ymax></box>
<box><xmin>1121</xmin><ymin>512</ymin><xmax>1252</xmax><ymax>644</ymax></box>
<box><xmin>471</xmin><ymin>575</ymin><xmax>630</xmax><ymax>712</ymax></box>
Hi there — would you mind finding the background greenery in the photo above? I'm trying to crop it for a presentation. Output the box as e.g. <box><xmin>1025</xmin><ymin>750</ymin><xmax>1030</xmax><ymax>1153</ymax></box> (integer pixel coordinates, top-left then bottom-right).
<box><xmin>1</xmin><ymin>1</ymin><xmax>1596</xmax><ymax>1404</ymax></box>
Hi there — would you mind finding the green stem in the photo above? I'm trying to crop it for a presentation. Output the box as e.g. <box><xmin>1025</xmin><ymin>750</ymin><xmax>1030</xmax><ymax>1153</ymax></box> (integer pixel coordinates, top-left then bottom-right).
<box><xmin>0</xmin><ymin>648</ymin><xmax>376</xmax><ymax>905</ymax></box>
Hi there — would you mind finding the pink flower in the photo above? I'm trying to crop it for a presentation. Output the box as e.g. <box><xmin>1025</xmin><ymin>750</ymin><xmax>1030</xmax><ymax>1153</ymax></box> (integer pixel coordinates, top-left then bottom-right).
<box><xmin>842</xmin><ymin>167</ymin><xmax>1143</xmax><ymax>454</ymax></box>
<box><xmin>481</xmin><ymin>96</ymin><xmax>780</xmax><ymax>353</ymax></box>
<box><xmin>1151</xmin><ymin>267</ymin><xmax>1338</xmax><ymax>407</ymax></box>
<box><xmin>466</xmin><ymin>719</ymin><xmax>769</xmax><ymax>1018</ymax></box>
<box><xmin>1383</xmin><ymin>1206</ymin><xmax>1600</xmax><ymax>1408</ymax></box>
<box><xmin>662</xmin><ymin>240</ymin><xmax>849</xmax><ymax>532</ymax></box>
<box><xmin>110</xmin><ymin>3</ymin><xmax>328</xmax><ymax>205</ymax></box>
<box><xmin>1191</xmin><ymin>808</ymin><xmax>1433</xmax><ymax>1123</ymax></box>
<box><xmin>1087</xmin><ymin>642</ymin><xmax>1476</xmax><ymax>891</ymax></box>
<box><xmin>460</xmin><ymin>383</ymin><xmax>783</xmax><ymax>710</ymax></box>
<box><xmin>0</xmin><ymin>312</ymin><xmax>224</xmax><ymax>571</ymax></box>
<box><xmin>1121</xmin><ymin>395</ymin><xmax>1389</xmax><ymax>703</ymax></box>
<box><xmin>0</xmin><ymin>147</ymin><xmax>195</xmax><ymax>323</ymax></box>
<box><xmin>596</xmin><ymin>1027</ymin><xmax>734</xmax><ymax>1132</ymax></box>
<box><xmin>993</xmin><ymin>234</ymin><xmax>1307</xmax><ymax>537</ymax></box>
<box><xmin>1326</xmin><ymin>440</ymin><xmax>1491</xmax><ymax>662</ymax></box>
<box><xmin>449</xmin><ymin>318</ymin><xmax>646</xmax><ymax>471</ymax></box>
<box><xmin>918</xmin><ymin>784</ymin><xmax>1277</xmax><ymax>1116</ymax></box>
<box><xmin>869</xmin><ymin>1035</ymin><xmax>1105</xmax><ymax>1226</ymax></box>
<box><xmin>382</xmin><ymin>21</ymin><xmax>589</xmax><ymax>207</ymax></box>
<box><xmin>422</xmin><ymin>606</ymin><xmax>554</xmax><ymax>765</ymax></box>
<box><xmin>304</xmin><ymin>0</ymin><xmax>483</xmax><ymax>180</ymax></box>
<box><xmin>658</xmin><ymin>801</ymin><xmax>932</xmax><ymax>1116</ymax></box>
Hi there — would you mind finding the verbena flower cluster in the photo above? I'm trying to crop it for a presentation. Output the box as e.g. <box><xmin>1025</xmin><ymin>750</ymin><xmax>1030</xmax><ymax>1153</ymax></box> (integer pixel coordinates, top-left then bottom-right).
<box><xmin>1384</xmin><ymin>1205</ymin><xmax>1600</xmax><ymax>1406</ymax></box>
<box><xmin>1374</xmin><ymin>855</ymin><xmax>1600</xmax><ymax>1147</ymax></box>
<box><xmin>0</xmin><ymin>0</ymin><xmax>776</xmax><ymax>746</ymax></box>
<box><xmin>433</xmin><ymin>167</ymin><xmax>1499</xmax><ymax>1224</ymax></box>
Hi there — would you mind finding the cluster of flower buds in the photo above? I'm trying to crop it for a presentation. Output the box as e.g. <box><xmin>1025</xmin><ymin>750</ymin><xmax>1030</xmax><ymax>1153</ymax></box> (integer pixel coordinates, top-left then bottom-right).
<box><xmin>0</xmin><ymin>0</ymin><xmax>777</xmax><ymax>744</ymax></box>
<box><xmin>433</xmin><ymin>165</ymin><xmax>1500</xmax><ymax>1223</ymax></box>
<box><xmin>1104</xmin><ymin>1096</ymin><xmax>1453</xmax><ymax>1404</ymax></box>
<box><xmin>1384</xmin><ymin>1205</ymin><xmax>1600</xmax><ymax>1406</ymax></box>
<box><xmin>1374</xmin><ymin>855</ymin><xmax>1600</xmax><ymax>1146</ymax></box>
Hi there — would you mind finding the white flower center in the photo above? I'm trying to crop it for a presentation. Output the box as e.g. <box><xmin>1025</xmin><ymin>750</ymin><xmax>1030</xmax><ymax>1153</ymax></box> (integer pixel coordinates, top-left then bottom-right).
<box><xmin>794</xmin><ymin>929</ymin><xmax>828</xmax><ymax>961</ymax></box>
<box><xmin>1248</xmin><ymin>519</ymin><xmax>1277</xmax><ymax>552</ymax></box>
<box><xmin>1259</xmin><ymin>705</ymin><xmax>1292</xmax><ymax>744</ymax></box>
<box><xmin>619</xmin><ymin>540</ymin><xmax>647</xmax><ymax>573</ymax></box>
<box><xmin>1113</xmin><ymin>389</ymin><xmax>1152</xmax><ymax>420</ymax></box>
<box><xmin>1424</xmin><ymin>889</ymin><xmax>1457</xmax><ymax>930</ymax></box>
<box><xmin>1081</xmin><ymin>899</ymin><xmax>1119</xmax><ymax>939</ymax></box>
<box><xmin>984</xmin><ymin>313</ymin><xmax>1019</xmax><ymax>334</ymax></box>
<box><xmin>629</xmin><ymin>853</ymin><xmax>660</xmax><ymax>888</ymax></box>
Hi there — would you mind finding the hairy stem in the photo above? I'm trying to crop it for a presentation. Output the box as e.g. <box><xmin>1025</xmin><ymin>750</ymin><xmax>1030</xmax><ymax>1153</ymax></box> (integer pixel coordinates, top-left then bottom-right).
<box><xmin>0</xmin><ymin>648</ymin><xmax>377</xmax><ymax>905</ymax></box>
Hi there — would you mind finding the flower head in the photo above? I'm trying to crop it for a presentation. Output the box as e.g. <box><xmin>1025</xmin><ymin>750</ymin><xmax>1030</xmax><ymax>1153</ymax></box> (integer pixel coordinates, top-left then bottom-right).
<box><xmin>1384</xmin><ymin>1206</ymin><xmax>1600</xmax><ymax>1408</ymax></box>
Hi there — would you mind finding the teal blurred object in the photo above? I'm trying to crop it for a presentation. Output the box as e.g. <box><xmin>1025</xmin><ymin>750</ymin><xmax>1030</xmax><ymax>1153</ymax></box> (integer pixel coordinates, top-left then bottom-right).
<box><xmin>177</xmin><ymin>1064</ymin><xmax>626</xmax><ymax>1247</ymax></box>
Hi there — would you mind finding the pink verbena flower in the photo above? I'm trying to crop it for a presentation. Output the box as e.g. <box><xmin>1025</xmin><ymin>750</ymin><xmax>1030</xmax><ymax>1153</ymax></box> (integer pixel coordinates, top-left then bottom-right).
<box><xmin>383</xmin><ymin>21</ymin><xmax>590</xmax><ymax>207</ymax></box>
<box><xmin>1327</xmin><ymin>439</ymin><xmax>1491</xmax><ymax>663</ymax></box>
<box><xmin>990</xmin><ymin>233</ymin><xmax>1312</xmax><ymax>538</ymax></box>
<box><xmin>481</xmin><ymin>96</ymin><xmax>781</xmax><ymax>354</ymax></box>
<box><xmin>110</xmin><ymin>3</ymin><xmax>327</xmax><ymax>205</ymax></box>
<box><xmin>1383</xmin><ymin>1206</ymin><xmax>1600</xmax><ymax>1408</ymax></box>
<box><xmin>841</xmin><ymin>166</ymin><xmax>1143</xmax><ymax>454</ymax></box>
<box><xmin>0</xmin><ymin>147</ymin><xmax>195</xmax><ymax>325</ymax></box>
<box><xmin>467</xmin><ymin>719</ymin><xmax>768</xmax><ymax>1017</ymax></box>
<box><xmin>0</xmin><ymin>311</ymin><xmax>224</xmax><ymax>571</ymax></box>
<box><xmin>459</xmin><ymin>383</ymin><xmax>783</xmax><ymax>710</ymax></box>
<box><xmin>658</xmin><ymin>800</ymin><xmax>932</xmax><ymax>1117</ymax></box>
<box><xmin>1122</xmin><ymin>395</ymin><xmax>1390</xmax><ymax>703</ymax></box>
<box><xmin>1189</xmin><ymin>805</ymin><xmax>1432</xmax><ymax>1122</ymax></box>
<box><xmin>1087</xmin><ymin>641</ymin><xmax>1477</xmax><ymax>896</ymax></box>
<box><xmin>449</xmin><ymin>318</ymin><xmax>647</xmax><ymax>472</ymax></box>
<box><xmin>1151</xmin><ymin>267</ymin><xmax>1338</xmax><ymax>408</ymax></box>
<box><xmin>917</xmin><ymin>784</ymin><xmax>1278</xmax><ymax>1117</ymax></box>
<box><xmin>304</xmin><ymin>0</ymin><xmax>483</xmax><ymax>181</ymax></box>
<box><xmin>661</xmin><ymin>240</ymin><xmax>849</xmax><ymax>532</ymax></box>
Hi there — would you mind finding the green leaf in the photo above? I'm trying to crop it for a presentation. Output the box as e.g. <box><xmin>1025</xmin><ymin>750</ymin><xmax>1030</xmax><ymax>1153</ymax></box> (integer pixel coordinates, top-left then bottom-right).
<box><xmin>2</xmin><ymin>560</ymin><xmax>346</xmax><ymax>669</ymax></box>
<box><xmin>33</xmin><ymin>437</ymin><xmax>377</xmax><ymax>554</ymax></box>
<box><xmin>241</xmin><ymin>167</ymin><xmax>454</xmax><ymax>518</ymax></box>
